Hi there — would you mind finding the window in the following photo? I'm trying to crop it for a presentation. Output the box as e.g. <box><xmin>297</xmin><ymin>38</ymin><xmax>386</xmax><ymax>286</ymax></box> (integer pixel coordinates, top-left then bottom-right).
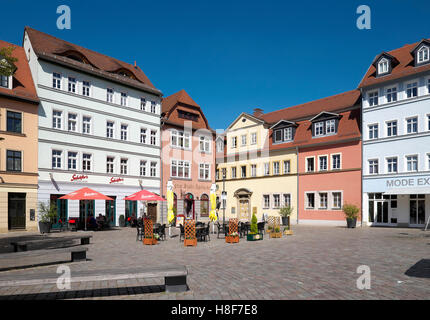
<box><xmin>150</xmin><ymin>130</ymin><xmax>157</xmax><ymax>146</ymax></box>
<box><xmin>314</xmin><ymin>119</ymin><xmax>337</xmax><ymax>137</ymax></box>
<box><xmin>200</xmin><ymin>194</ymin><xmax>209</xmax><ymax>217</ymax></box>
<box><xmin>406</xmin><ymin>82</ymin><xmax>418</xmax><ymax>98</ymax></box>
<box><xmin>273</xmin><ymin>194</ymin><xmax>280</xmax><ymax>208</ymax></box>
<box><xmin>378</xmin><ymin>58</ymin><xmax>389</xmax><ymax>74</ymax></box>
<box><xmin>251</xmin><ymin>132</ymin><xmax>257</xmax><ymax>145</ymax></box>
<box><xmin>68</xmin><ymin>113</ymin><xmax>77</xmax><ymax>132</ymax></box>
<box><xmin>264</xmin><ymin>163</ymin><xmax>270</xmax><ymax>176</ymax></box>
<box><xmin>222</xmin><ymin>168</ymin><xmax>226</xmax><ymax>179</ymax></box>
<box><xmin>326</xmin><ymin>120</ymin><xmax>336</xmax><ymax>134</ymax></box>
<box><xmin>273</xmin><ymin>162</ymin><xmax>280</xmax><ymax>175</ymax></box>
<box><xmin>140</xmin><ymin>98</ymin><xmax>146</xmax><ymax>111</ymax></box>
<box><xmin>386</xmin><ymin>121</ymin><xmax>397</xmax><ymax>137</ymax></box>
<box><xmin>241</xmin><ymin>134</ymin><xmax>247</xmax><ymax>146</ymax></box>
<box><xmin>171</xmin><ymin>130</ymin><xmax>191</xmax><ymax>149</ymax></box>
<box><xmin>82</xmin><ymin>81</ymin><xmax>90</xmax><ymax>96</ymax></box>
<box><xmin>283</xmin><ymin>160</ymin><xmax>290</xmax><ymax>174</ymax></box>
<box><xmin>7</xmin><ymin>150</ymin><xmax>21</xmax><ymax>172</ymax></box>
<box><xmin>216</xmin><ymin>169</ymin><xmax>220</xmax><ymax>180</ymax></box>
<box><xmin>332</xmin><ymin>192</ymin><xmax>342</xmax><ymax>209</ymax></box>
<box><xmin>251</xmin><ymin>164</ymin><xmax>257</xmax><ymax>177</ymax></box>
<box><xmin>52</xmin><ymin>150</ymin><xmax>62</xmax><ymax>169</ymax></box>
<box><xmin>140</xmin><ymin>128</ymin><xmax>147</xmax><ymax>144</ymax></box>
<box><xmin>368</xmin><ymin>124</ymin><xmax>379</xmax><ymax>139</ymax></box>
<box><xmin>263</xmin><ymin>195</ymin><xmax>270</xmax><ymax>209</ymax></box>
<box><xmin>120</xmin><ymin>92</ymin><xmax>127</xmax><ymax>106</ymax></box>
<box><xmin>68</xmin><ymin>77</ymin><xmax>76</xmax><ymax>93</ymax></box>
<box><xmin>53</xmin><ymin>73</ymin><xmax>61</xmax><ymax>89</ymax></box>
<box><xmin>231</xmin><ymin>136</ymin><xmax>237</xmax><ymax>148</ymax></box>
<box><xmin>319</xmin><ymin>193</ymin><xmax>328</xmax><ymax>209</ymax></box>
<box><xmin>106</xmin><ymin>121</ymin><xmax>114</xmax><ymax>138</ymax></box>
<box><xmin>274</xmin><ymin>127</ymin><xmax>293</xmax><ymax>143</ymax></box>
<box><xmin>418</xmin><ymin>46</ymin><xmax>429</xmax><ymax>63</ymax></box>
<box><xmin>428</xmin><ymin>79</ymin><xmax>430</xmax><ymax>94</ymax></box>
<box><xmin>121</xmin><ymin>124</ymin><xmax>128</xmax><ymax>141</ymax></box>
<box><xmin>332</xmin><ymin>154</ymin><xmax>341</xmax><ymax>170</ymax></box>
<box><xmin>140</xmin><ymin>160</ymin><xmax>147</xmax><ymax>176</ymax></box>
<box><xmin>107</xmin><ymin>88</ymin><xmax>114</xmax><ymax>103</ymax></box>
<box><xmin>7</xmin><ymin>111</ymin><xmax>22</xmax><ymax>133</ymax></box>
<box><xmin>216</xmin><ymin>139</ymin><xmax>224</xmax><ymax>152</ymax></box>
<box><xmin>368</xmin><ymin>91</ymin><xmax>379</xmax><ymax>106</ymax></box>
<box><xmin>171</xmin><ymin>160</ymin><xmax>190</xmax><ymax>178</ymax></box>
<box><xmin>67</xmin><ymin>152</ymin><xmax>77</xmax><ymax>170</ymax></box>
<box><xmin>82</xmin><ymin>116</ymin><xmax>91</xmax><ymax>134</ymax></box>
<box><xmin>150</xmin><ymin>162</ymin><xmax>157</xmax><ymax>177</ymax></box>
<box><xmin>369</xmin><ymin>159</ymin><xmax>379</xmax><ymax>174</ymax></box>
<box><xmin>406</xmin><ymin>117</ymin><xmax>418</xmax><ymax>134</ymax></box>
<box><xmin>406</xmin><ymin>155</ymin><xmax>418</xmax><ymax>172</ymax></box>
<box><xmin>306</xmin><ymin>193</ymin><xmax>315</xmax><ymax>209</ymax></box>
<box><xmin>387</xmin><ymin>157</ymin><xmax>398</xmax><ymax>173</ymax></box>
<box><xmin>283</xmin><ymin>194</ymin><xmax>291</xmax><ymax>207</ymax></box>
<box><xmin>150</xmin><ymin>101</ymin><xmax>156</xmax><ymax>113</ymax></box>
<box><xmin>82</xmin><ymin>153</ymin><xmax>91</xmax><ymax>171</ymax></box>
<box><xmin>315</xmin><ymin>121</ymin><xmax>324</xmax><ymax>136</ymax></box>
<box><xmin>428</xmin><ymin>115</ymin><xmax>430</xmax><ymax>131</ymax></box>
<box><xmin>120</xmin><ymin>158</ymin><xmax>128</xmax><ymax>174</ymax></box>
<box><xmin>106</xmin><ymin>157</ymin><xmax>114</xmax><ymax>174</ymax></box>
<box><xmin>306</xmin><ymin>158</ymin><xmax>315</xmax><ymax>172</ymax></box>
<box><xmin>319</xmin><ymin>156</ymin><xmax>328</xmax><ymax>171</ymax></box>
<box><xmin>199</xmin><ymin>136</ymin><xmax>210</xmax><ymax>152</ymax></box>
<box><xmin>386</xmin><ymin>87</ymin><xmax>397</xmax><ymax>103</ymax></box>
<box><xmin>200</xmin><ymin>163</ymin><xmax>210</xmax><ymax>180</ymax></box>
<box><xmin>240</xmin><ymin>165</ymin><xmax>246</xmax><ymax>178</ymax></box>
<box><xmin>428</xmin><ymin>154</ymin><xmax>430</xmax><ymax>170</ymax></box>
<box><xmin>231</xmin><ymin>167</ymin><xmax>237</xmax><ymax>179</ymax></box>
<box><xmin>0</xmin><ymin>75</ymin><xmax>9</xmax><ymax>88</ymax></box>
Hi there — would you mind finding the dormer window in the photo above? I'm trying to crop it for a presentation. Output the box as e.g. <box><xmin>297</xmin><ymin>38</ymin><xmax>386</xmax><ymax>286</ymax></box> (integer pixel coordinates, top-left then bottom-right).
<box><xmin>270</xmin><ymin>120</ymin><xmax>296</xmax><ymax>144</ymax></box>
<box><xmin>378</xmin><ymin>58</ymin><xmax>389</xmax><ymax>74</ymax></box>
<box><xmin>417</xmin><ymin>46</ymin><xmax>429</xmax><ymax>64</ymax></box>
<box><xmin>0</xmin><ymin>75</ymin><xmax>10</xmax><ymax>88</ymax></box>
<box><xmin>310</xmin><ymin>112</ymin><xmax>340</xmax><ymax>137</ymax></box>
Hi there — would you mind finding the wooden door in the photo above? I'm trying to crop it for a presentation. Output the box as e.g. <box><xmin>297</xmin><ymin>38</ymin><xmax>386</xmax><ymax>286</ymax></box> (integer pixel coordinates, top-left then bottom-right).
<box><xmin>239</xmin><ymin>199</ymin><xmax>249</xmax><ymax>220</ymax></box>
<box><xmin>147</xmin><ymin>203</ymin><xmax>157</xmax><ymax>223</ymax></box>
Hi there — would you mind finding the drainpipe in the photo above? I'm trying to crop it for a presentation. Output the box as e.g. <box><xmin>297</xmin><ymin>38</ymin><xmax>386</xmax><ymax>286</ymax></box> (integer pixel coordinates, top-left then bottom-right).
<box><xmin>160</xmin><ymin>117</ymin><xmax>164</xmax><ymax>224</ymax></box>
<box><xmin>359</xmin><ymin>88</ymin><xmax>364</xmax><ymax>228</ymax></box>
<box><xmin>296</xmin><ymin>146</ymin><xmax>299</xmax><ymax>225</ymax></box>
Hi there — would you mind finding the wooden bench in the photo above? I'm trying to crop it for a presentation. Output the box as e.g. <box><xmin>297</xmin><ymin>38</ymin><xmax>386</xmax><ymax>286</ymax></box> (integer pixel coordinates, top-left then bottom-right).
<box><xmin>10</xmin><ymin>235</ymin><xmax>93</xmax><ymax>252</ymax></box>
<box><xmin>0</xmin><ymin>265</ymin><xmax>188</xmax><ymax>293</ymax></box>
<box><xmin>0</xmin><ymin>246</ymin><xmax>89</xmax><ymax>270</ymax></box>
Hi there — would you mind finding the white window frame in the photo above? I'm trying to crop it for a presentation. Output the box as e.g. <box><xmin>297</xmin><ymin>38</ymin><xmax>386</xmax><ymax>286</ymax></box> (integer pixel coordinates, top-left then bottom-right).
<box><xmin>282</xmin><ymin>193</ymin><xmax>291</xmax><ymax>208</ymax></box>
<box><xmin>0</xmin><ymin>75</ymin><xmax>12</xmax><ymax>89</ymax></box>
<box><xmin>283</xmin><ymin>160</ymin><xmax>291</xmax><ymax>174</ymax></box>
<box><xmin>171</xmin><ymin>129</ymin><xmax>191</xmax><ymax>149</ymax></box>
<box><xmin>107</xmin><ymin>88</ymin><xmax>114</xmax><ymax>103</ymax></box>
<box><xmin>263</xmin><ymin>194</ymin><xmax>270</xmax><ymax>209</ymax></box>
<box><xmin>368</xmin><ymin>123</ymin><xmax>379</xmax><ymax>140</ymax></box>
<box><xmin>171</xmin><ymin>159</ymin><xmax>191</xmax><ymax>179</ymax></box>
<box><xmin>318</xmin><ymin>155</ymin><xmax>328</xmax><ymax>172</ymax></box>
<box><xmin>250</xmin><ymin>132</ymin><xmax>257</xmax><ymax>145</ymax></box>
<box><xmin>150</xmin><ymin>162</ymin><xmax>157</xmax><ymax>177</ymax></box>
<box><xmin>406</xmin><ymin>81</ymin><xmax>418</xmax><ymax>98</ymax></box>
<box><xmin>386</xmin><ymin>156</ymin><xmax>398</xmax><ymax>174</ymax></box>
<box><xmin>68</xmin><ymin>76</ymin><xmax>76</xmax><ymax>93</ymax></box>
<box><xmin>82</xmin><ymin>153</ymin><xmax>92</xmax><ymax>172</ymax></box>
<box><xmin>319</xmin><ymin>192</ymin><xmax>328</xmax><ymax>209</ymax></box>
<box><xmin>199</xmin><ymin>136</ymin><xmax>211</xmax><ymax>153</ymax></box>
<box><xmin>272</xmin><ymin>194</ymin><xmax>281</xmax><ymax>209</ymax></box>
<box><xmin>378</xmin><ymin>58</ymin><xmax>389</xmax><ymax>74</ymax></box>
<box><xmin>368</xmin><ymin>91</ymin><xmax>379</xmax><ymax>107</ymax></box>
<box><xmin>106</xmin><ymin>121</ymin><xmax>114</xmax><ymax>138</ymax></box>
<box><xmin>82</xmin><ymin>80</ymin><xmax>90</xmax><ymax>97</ymax></box>
<box><xmin>251</xmin><ymin>164</ymin><xmax>257</xmax><ymax>177</ymax></box>
<box><xmin>140</xmin><ymin>128</ymin><xmax>147</xmax><ymax>144</ymax></box>
<box><xmin>405</xmin><ymin>154</ymin><xmax>418</xmax><ymax>172</ymax></box>
<box><xmin>120</xmin><ymin>158</ymin><xmax>128</xmax><ymax>175</ymax></box>
<box><xmin>241</xmin><ymin>134</ymin><xmax>247</xmax><ymax>146</ymax></box>
<box><xmin>417</xmin><ymin>46</ymin><xmax>429</xmax><ymax>64</ymax></box>
<box><xmin>305</xmin><ymin>192</ymin><xmax>315</xmax><ymax>210</ymax></box>
<box><xmin>306</xmin><ymin>156</ymin><xmax>315</xmax><ymax>172</ymax></box>
<box><xmin>273</xmin><ymin>161</ymin><xmax>280</xmax><ymax>175</ymax></box>
<box><xmin>140</xmin><ymin>160</ymin><xmax>147</xmax><ymax>176</ymax></box>
<box><xmin>314</xmin><ymin>121</ymin><xmax>324</xmax><ymax>136</ymax></box>
<box><xmin>53</xmin><ymin>72</ymin><xmax>62</xmax><ymax>89</ymax></box>
<box><xmin>331</xmin><ymin>153</ymin><xmax>342</xmax><ymax>170</ymax></box>
<box><xmin>386</xmin><ymin>120</ymin><xmax>398</xmax><ymax>137</ymax></box>
<box><xmin>67</xmin><ymin>151</ymin><xmax>78</xmax><ymax>171</ymax></box>
<box><xmin>120</xmin><ymin>92</ymin><xmax>128</xmax><ymax>106</ymax></box>
<box><xmin>406</xmin><ymin>116</ymin><xmax>418</xmax><ymax>134</ymax></box>
<box><xmin>52</xmin><ymin>109</ymin><xmax>63</xmax><ymax>129</ymax></box>
<box><xmin>386</xmin><ymin>86</ymin><xmax>398</xmax><ymax>103</ymax></box>
<box><xmin>82</xmin><ymin>115</ymin><xmax>91</xmax><ymax>134</ymax></box>
<box><xmin>231</xmin><ymin>136</ymin><xmax>237</xmax><ymax>148</ymax></box>
<box><xmin>67</xmin><ymin>112</ymin><xmax>78</xmax><ymax>132</ymax></box>
<box><xmin>106</xmin><ymin>156</ymin><xmax>115</xmax><ymax>174</ymax></box>
<box><xmin>231</xmin><ymin>166</ymin><xmax>237</xmax><ymax>179</ymax></box>
<box><xmin>150</xmin><ymin>101</ymin><xmax>156</xmax><ymax>113</ymax></box>
<box><xmin>140</xmin><ymin>97</ymin><xmax>146</xmax><ymax>111</ymax></box>
<box><xmin>332</xmin><ymin>192</ymin><xmax>343</xmax><ymax>210</ymax></box>
<box><xmin>52</xmin><ymin>149</ymin><xmax>63</xmax><ymax>169</ymax></box>
<box><xmin>199</xmin><ymin>163</ymin><xmax>211</xmax><ymax>180</ymax></box>
<box><xmin>120</xmin><ymin>124</ymin><xmax>128</xmax><ymax>141</ymax></box>
<box><xmin>264</xmin><ymin>163</ymin><xmax>270</xmax><ymax>176</ymax></box>
<box><xmin>150</xmin><ymin>130</ymin><xmax>157</xmax><ymax>146</ymax></box>
<box><xmin>368</xmin><ymin>159</ymin><xmax>379</xmax><ymax>175</ymax></box>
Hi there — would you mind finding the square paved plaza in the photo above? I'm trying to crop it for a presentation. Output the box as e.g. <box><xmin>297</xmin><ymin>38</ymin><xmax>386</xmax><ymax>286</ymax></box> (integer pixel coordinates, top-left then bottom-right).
<box><xmin>0</xmin><ymin>225</ymin><xmax>429</xmax><ymax>300</ymax></box>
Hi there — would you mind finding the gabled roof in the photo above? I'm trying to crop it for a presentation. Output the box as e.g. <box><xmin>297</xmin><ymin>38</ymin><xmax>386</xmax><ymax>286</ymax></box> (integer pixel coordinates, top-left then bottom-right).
<box><xmin>161</xmin><ymin>89</ymin><xmax>199</xmax><ymax>115</ymax></box>
<box><xmin>309</xmin><ymin>111</ymin><xmax>340</xmax><ymax>122</ymax></box>
<box><xmin>226</xmin><ymin>112</ymin><xmax>266</xmax><ymax>131</ymax></box>
<box><xmin>410</xmin><ymin>39</ymin><xmax>430</xmax><ymax>54</ymax></box>
<box><xmin>0</xmin><ymin>40</ymin><xmax>38</xmax><ymax>103</ymax></box>
<box><xmin>24</xmin><ymin>27</ymin><xmax>161</xmax><ymax>95</ymax></box>
<box><xmin>371</xmin><ymin>52</ymin><xmax>398</xmax><ymax>66</ymax></box>
<box><xmin>358</xmin><ymin>38</ymin><xmax>430</xmax><ymax>88</ymax></box>
<box><xmin>269</xmin><ymin>120</ymin><xmax>297</xmax><ymax>129</ymax></box>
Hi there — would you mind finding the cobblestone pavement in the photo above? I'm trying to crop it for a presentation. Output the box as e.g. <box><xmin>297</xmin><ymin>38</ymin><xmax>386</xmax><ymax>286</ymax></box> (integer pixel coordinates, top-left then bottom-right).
<box><xmin>0</xmin><ymin>225</ymin><xmax>429</xmax><ymax>300</ymax></box>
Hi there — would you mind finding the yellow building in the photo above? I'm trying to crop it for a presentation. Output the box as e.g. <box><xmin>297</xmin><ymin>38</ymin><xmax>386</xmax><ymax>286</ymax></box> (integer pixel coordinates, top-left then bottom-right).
<box><xmin>215</xmin><ymin>110</ymin><xmax>298</xmax><ymax>223</ymax></box>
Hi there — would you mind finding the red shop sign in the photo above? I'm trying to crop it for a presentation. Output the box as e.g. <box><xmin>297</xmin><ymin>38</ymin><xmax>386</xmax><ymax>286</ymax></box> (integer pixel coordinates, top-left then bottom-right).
<box><xmin>71</xmin><ymin>174</ymin><xmax>89</xmax><ymax>182</ymax></box>
<box><xmin>109</xmin><ymin>177</ymin><xmax>124</xmax><ymax>184</ymax></box>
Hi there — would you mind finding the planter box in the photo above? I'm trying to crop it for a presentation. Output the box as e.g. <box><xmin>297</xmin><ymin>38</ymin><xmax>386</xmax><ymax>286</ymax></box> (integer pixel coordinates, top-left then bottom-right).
<box><xmin>269</xmin><ymin>232</ymin><xmax>282</xmax><ymax>238</ymax></box>
<box><xmin>346</xmin><ymin>218</ymin><xmax>357</xmax><ymax>228</ymax></box>
<box><xmin>283</xmin><ymin>229</ymin><xmax>293</xmax><ymax>235</ymax></box>
<box><xmin>247</xmin><ymin>233</ymin><xmax>263</xmax><ymax>241</ymax></box>
<box><xmin>39</xmin><ymin>222</ymin><xmax>51</xmax><ymax>234</ymax></box>
<box><xmin>143</xmin><ymin>238</ymin><xmax>157</xmax><ymax>245</ymax></box>
<box><xmin>184</xmin><ymin>238</ymin><xmax>197</xmax><ymax>247</ymax></box>
<box><xmin>226</xmin><ymin>235</ymin><xmax>239</xmax><ymax>243</ymax></box>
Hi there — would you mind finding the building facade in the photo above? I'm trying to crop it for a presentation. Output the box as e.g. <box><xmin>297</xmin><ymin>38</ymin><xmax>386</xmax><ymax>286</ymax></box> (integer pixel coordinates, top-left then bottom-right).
<box><xmin>160</xmin><ymin>90</ymin><xmax>215</xmax><ymax>222</ymax></box>
<box><xmin>360</xmin><ymin>39</ymin><xmax>430</xmax><ymax>228</ymax></box>
<box><xmin>23</xmin><ymin>27</ymin><xmax>163</xmax><ymax>227</ymax></box>
<box><xmin>0</xmin><ymin>40</ymin><xmax>39</xmax><ymax>233</ymax></box>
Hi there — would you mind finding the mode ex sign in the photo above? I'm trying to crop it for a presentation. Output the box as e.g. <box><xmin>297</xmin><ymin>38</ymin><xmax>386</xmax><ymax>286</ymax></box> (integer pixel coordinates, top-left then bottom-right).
<box><xmin>386</xmin><ymin>177</ymin><xmax>430</xmax><ymax>188</ymax></box>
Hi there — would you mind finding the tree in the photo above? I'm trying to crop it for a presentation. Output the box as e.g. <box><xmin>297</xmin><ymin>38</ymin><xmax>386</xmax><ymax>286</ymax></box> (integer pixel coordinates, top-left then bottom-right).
<box><xmin>0</xmin><ymin>47</ymin><xmax>18</xmax><ymax>77</ymax></box>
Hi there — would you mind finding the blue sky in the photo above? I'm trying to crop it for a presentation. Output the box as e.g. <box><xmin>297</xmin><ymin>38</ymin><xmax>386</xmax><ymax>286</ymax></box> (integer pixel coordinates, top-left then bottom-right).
<box><xmin>2</xmin><ymin>0</ymin><xmax>430</xmax><ymax>129</ymax></box>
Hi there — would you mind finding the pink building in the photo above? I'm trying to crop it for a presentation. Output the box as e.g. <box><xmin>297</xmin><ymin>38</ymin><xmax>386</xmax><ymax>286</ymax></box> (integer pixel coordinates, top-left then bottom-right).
<box><xmin>161</xmin><ymin>90</ymin><xmax>215</xmax><ymax>221</ymax></box>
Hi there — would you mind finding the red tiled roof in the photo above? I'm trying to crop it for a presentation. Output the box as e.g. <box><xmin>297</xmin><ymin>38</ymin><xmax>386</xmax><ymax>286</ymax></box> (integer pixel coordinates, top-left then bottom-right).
<box><xmin>161</xmin><ymin>89</ymin><xmax>199</xmax><ymax>115</ymax></box>
<box><xmin>259</xmin><ymin>89</ymin><xmax>361</xmax><ymax>124</ymax></box>
<box><xmin>0</xmin><ymin>40</ymin><xmax>38</xmax><ymax>103</ymax></box>
<box><xmin>25</xmin><ymin>27</ymin><xmax>160</xmax><ymax>94</ymax></box>
<box><xmin>358</xmin><ymin>38</ymin><xmax>430</xmax><ymax>88</ymax></box>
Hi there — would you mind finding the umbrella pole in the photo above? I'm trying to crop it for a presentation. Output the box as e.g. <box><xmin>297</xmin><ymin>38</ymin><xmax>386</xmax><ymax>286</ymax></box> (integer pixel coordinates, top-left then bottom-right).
<box><xmin>85</xmin><ymin>200</ymin><xmax>87</xmax><ymax>231</ymax></box>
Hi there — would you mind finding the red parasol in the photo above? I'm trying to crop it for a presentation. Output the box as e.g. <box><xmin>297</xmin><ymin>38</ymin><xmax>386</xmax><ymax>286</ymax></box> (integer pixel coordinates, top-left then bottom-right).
<box><xmin>124</xmin><ymin>190</ymin><xmax>166</xmax><ymax>202</ymax></box>
<box><xmin>59</xmin><ymin>187</ymin><xmax>113</xmax><ymax>200</ymax></box>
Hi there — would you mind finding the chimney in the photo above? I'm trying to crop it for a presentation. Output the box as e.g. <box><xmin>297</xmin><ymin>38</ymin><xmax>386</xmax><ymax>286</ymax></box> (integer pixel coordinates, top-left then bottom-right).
<box><xmin>253</xmin><ymin>108</ymin><xmax>264</xmax><ymax>117</ymax></box>
<box><xmin>134</xmin><ymin>61</ymin><xmax>137</xmax><ymax>68</ymax></box>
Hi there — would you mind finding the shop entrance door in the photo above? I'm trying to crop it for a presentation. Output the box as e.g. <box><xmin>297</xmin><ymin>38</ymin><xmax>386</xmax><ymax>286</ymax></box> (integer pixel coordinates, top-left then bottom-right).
<box><xmin>105</xmin><ymin>196</ymin><xmax>116</xmax><ymax>227</ymax></box>
<box><xmin>410</xmin><ymin>195</ymin><xmax>425</xmax><ymax>226</ymax></box>
<box><xmin>375</xmin><ymin>201</ymin><xmax>389</xmax><ymax>224</ymax></box>
<box><xmin>125</xmin><ymin>200</ymin><xmax>137</xmax><ymax>226</ymax></box>
<box><xmin>8</xmin><ymin>193</ymin><xmax>26</xmax><ymax>230</ymax></box>
<box><xmin>147</xmin><ymin>203</ymin><xmax>157</xmax><ymax>223</ymax></box>
<box><xmin>239</xmin><ymin>199</ymin><xmax>250</xmax><ymax>220</ymax></box>
<box><xmin>79</xmin><ymin>200</ymin><xmax>95</xmax><ymax>229</ymax></box>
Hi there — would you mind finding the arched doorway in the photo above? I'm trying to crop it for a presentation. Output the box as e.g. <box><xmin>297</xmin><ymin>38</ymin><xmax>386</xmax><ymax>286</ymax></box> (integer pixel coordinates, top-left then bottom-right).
<box><xmin>184</xmin><ymin>193</ymin><xmax>195</xmax><ymax>219</ymax></box>
<box><xmin>234</xmin><ymin>188</ymin><xmax>252</xmax><ymax>221</ymax></box>
<box><xmin>200</xmin><ymin>194</ymin><xmax>209</xmax><ymax>218</ymax></box>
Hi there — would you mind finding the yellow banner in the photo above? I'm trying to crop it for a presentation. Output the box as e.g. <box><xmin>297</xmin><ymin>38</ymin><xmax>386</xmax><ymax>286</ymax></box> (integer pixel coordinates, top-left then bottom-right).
<box><xmin>209</xmin><ymin>192</ymin><xmax>218</xmax><ymax>221</ymax></box>
<box><xmin>167</xmin><ymin>190</ymin><xmax>174</xmax><ymax>223</ymax></box>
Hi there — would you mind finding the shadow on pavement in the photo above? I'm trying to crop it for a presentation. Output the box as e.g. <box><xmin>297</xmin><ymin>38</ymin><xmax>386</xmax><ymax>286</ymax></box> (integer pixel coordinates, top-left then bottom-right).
<box><xmin>404</xmin><ymin>259</ymin><xmax>430</xmax><ymax>279</ymax></box>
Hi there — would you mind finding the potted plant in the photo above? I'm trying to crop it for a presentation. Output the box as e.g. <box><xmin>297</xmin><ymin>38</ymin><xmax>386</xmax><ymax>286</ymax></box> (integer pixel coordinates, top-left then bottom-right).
<box><xmin>270</xmin><ymin>226</ymin><xmax>283</xmax><ymax>238</ymax></box>
<box><xmin>119</xmin><ymin>214</ymin><xmax>125</xmax><ymax>227</ymax></box>
<box><xmin>343</xmin><ymin>203</ymin><xmax>360</xmax><ymax>228</ymax></box>
<box><xmin>38</xmin><ymin>201</ymin><xmax>57</xmax><ymax>234</ymax></box>
<box><xmin>226</xmin><ymin>231</ymin><xmax>239</xmax><ymax>243</ymax></box>
<box><xmin>247</xmin><ymin>213</ymin><xmax>263</xmax><ymax>241</ymax></box>
<box><xmin>279</xmin><ymin>206</ymin><xmax>293</xmax><ymax>227</ymax></box>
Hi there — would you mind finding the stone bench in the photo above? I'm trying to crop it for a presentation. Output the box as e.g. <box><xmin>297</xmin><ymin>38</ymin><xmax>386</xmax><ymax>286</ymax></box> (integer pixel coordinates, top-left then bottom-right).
<box><xmin>0</xmin><ymin>246</ymin><xmax>89</xmax><ymax>270</ymax></box>
<box><xmin>0</xmin><ymin>265</ymin><xmax>188</xmax><ymax>293</ymax></box>
<box><xmin>10</xmin><ymin>234</ymin><xmax>93</xmax><ymax>252</ymax></box>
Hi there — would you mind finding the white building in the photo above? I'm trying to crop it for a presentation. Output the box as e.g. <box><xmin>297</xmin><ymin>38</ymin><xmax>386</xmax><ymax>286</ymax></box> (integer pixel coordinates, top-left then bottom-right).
<box><xmin>23</xmin><ymin>27</ymin><xmax>163</xmax><ymax>228</ymax></box>
<box><xmin>359</xmin><ymin>39</ymin><xmax>430</xmax><ymax>228</ymax></box>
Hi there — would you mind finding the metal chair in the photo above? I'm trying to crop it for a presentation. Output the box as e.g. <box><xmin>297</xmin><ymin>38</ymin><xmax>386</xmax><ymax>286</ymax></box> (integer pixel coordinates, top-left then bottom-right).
<box><xmin>179</xmin><ymin>224</ymin><xmax>185</xmax><ymax>242</ymax></box>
